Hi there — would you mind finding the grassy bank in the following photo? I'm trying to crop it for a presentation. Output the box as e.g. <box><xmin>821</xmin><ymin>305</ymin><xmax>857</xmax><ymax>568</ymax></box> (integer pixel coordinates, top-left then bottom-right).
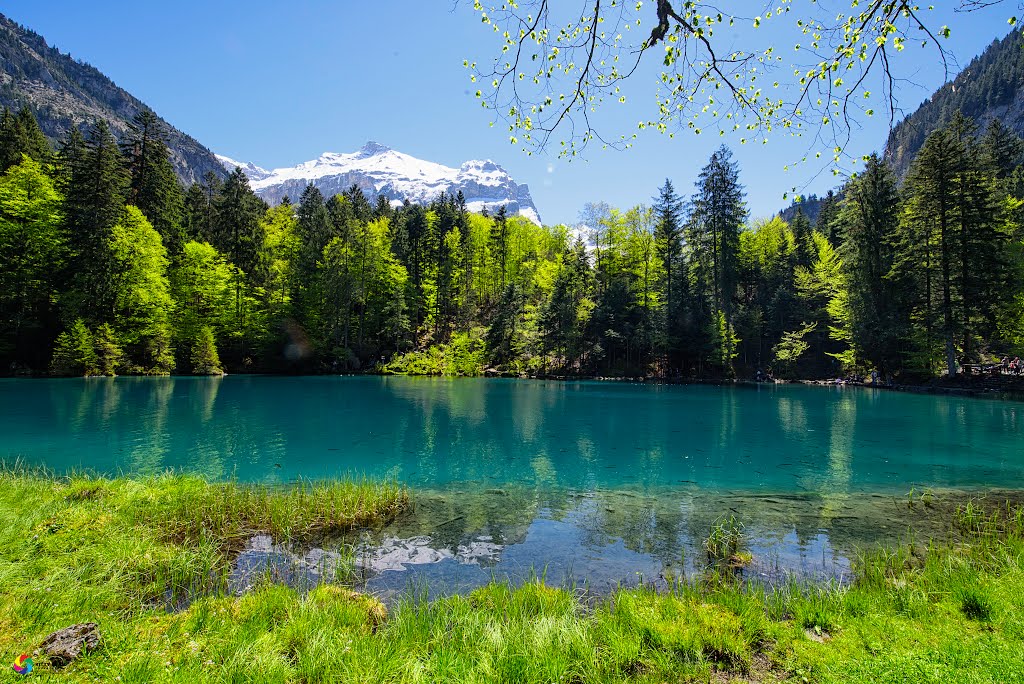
<box><xmin>2</xmin><ymin>473</ymin><xmax>1024</xmax><ymax>682</ymax></box>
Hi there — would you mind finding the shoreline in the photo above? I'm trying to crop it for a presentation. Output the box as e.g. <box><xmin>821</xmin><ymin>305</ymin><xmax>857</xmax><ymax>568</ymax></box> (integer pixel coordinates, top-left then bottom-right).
<box><xmin>3</xmin><ymin>470</ymin><xmax>1024</xmax><ymax>682</ymax></box>
<box><xmin>9</xmin><ymin>369</ymin><xmax>1024</xmax><ymax>402</ymax></box>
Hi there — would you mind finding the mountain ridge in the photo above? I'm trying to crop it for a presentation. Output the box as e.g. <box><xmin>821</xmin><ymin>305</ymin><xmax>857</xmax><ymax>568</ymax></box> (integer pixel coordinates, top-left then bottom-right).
<box><xmin>884</xmin><ymin>27</ymin><xmax>1024</xmax><ymax>177</ymax></box>
<box><xmin>0</xmin><ymin>12</ymin><xmax>224</xmax><ymax>185</ymax></box>
<box><xmin>218</xmin><ymin>141</ymin><xmax>543</xmax><ymax>224</ymax></box>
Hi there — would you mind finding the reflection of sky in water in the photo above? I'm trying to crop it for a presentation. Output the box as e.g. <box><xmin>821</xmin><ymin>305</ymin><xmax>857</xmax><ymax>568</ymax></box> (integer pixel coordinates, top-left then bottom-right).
<box><xmin>353</xmin><ymin>487</ymin><xmax>955</xmax><ymax>599</ymax></box>
<box><xmin>2</xmin><ymin>376</ymin><xmax>1021</xmax><ymax>594</ymax></box>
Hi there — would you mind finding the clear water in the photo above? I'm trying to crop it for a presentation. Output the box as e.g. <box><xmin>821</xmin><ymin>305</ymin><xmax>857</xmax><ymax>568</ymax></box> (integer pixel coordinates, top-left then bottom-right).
<box><xmin>2</xmin><ymin>376</ymin><xmax>1022</xmax><ymax>594</ymax></box>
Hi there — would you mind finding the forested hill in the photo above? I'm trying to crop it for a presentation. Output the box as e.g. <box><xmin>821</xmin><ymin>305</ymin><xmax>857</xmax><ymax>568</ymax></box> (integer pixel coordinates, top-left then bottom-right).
<box><xmin>0</xmin><ymin>13</ymin><xmax>223</xmax><ymax>185</ymax></box>
<box><xmin>884</xmin><ymin>27</ymin><xmax>1024</xmax><ymax>178</ymax></box>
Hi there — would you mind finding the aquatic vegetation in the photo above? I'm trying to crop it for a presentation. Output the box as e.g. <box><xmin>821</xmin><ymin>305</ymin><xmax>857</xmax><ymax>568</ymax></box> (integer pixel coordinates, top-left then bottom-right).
<box><xmin>702</xmin><ymin>515</ymin><xmax>750</xmax><ymax>577</ymax></box>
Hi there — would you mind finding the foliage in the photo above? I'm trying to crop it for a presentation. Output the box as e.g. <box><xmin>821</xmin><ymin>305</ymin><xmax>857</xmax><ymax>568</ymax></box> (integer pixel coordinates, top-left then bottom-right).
<box><xmin>189</xmin><ymin>326</ymin><xmax>223</xmax><ymax>375</ymax></box>
<box><xmin>0</xmin><ymin>156</ymin><xmax>64</xmax><ymax>361</ymax></box>
<box><xmin>0</xmin><ymin>108</ymin><xmax>1022</xmax><ymax>381</ymax></box>
<box><xmin>772</xmin><ymin>322</ymin><xmax>817</xmax><ymax>379</ymax></box>
<box><xmin>382</xmin><ymin>333</ymin><xmax>486</xmax><ymax>376</ymax></box>
<box><xmin>49</xmin><ymin>319</ymin><xmax>97</xmax><ymax>376</ymax></box>
<box><xmin>467</xmin><ymin>3</ymin><xmax>1003</xmax><ymax>165</ymax></box>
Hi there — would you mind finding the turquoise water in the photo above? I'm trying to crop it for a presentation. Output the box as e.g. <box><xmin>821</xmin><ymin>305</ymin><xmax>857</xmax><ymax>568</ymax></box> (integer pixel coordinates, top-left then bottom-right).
<box><xmin>2</xmin><ymin>376</ymin><xmax>1021</xmax><ymax>491</ymax></box>
<box><xmin>3</xmin><ymin>376</ymin><xmax>1022</xmax><ymax>592</ymax></box>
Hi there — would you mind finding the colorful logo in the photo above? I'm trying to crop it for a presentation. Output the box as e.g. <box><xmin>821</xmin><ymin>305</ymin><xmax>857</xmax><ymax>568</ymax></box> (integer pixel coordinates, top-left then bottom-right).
<box><xmin>12</xmin><ymin>653</ymin><xmax>32</xmax><ymax>675</ymax></box>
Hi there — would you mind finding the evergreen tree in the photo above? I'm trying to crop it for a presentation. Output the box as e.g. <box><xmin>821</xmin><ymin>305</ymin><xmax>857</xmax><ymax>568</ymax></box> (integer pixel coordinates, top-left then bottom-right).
<box><xmin>689</xmin><ymin>145</ymin><xmax>746</xmax><ymax>373</ymax></box>
<box><xmin>214</xmin><ymin>168</ymin><xmax>266</xmax><ymax>279</ymax></box>
<box><xmin>64</xmin><ymin>120</ymin><xmax>129</xmax><ymax>324</ymax></box>
<box><xmin>485</xmin><ymin>282</ymin><xmax>526</xmax><ymax>365</ymax></box>
<box><xmin>49</xmin><ymin>319</ymin><xmax>96</xmax><ymax>376</ymax></box>
<box><xmin>189</xmin><ymin>325</ymin><xmax>223</xmax><ymax>375</ymax></box>
<box><xmin>183</xmin><ymin>171</ymin><xmax>223</xmax><ymax>244</ymax></box>
<box><xmin>294</xmin><ymin>183</ymin><xmax>333</xmax><ymax>327</ymax></box>
<box><xmin>815</xmin><ymin>190</ymin><xmax>842</xmax><ymax>245</ymax></box>
<box><xmin>122</xmin><ymin>111</ymin><xmax>186</xmax><ymax>254</ymax></box>
<box><xmin>539</xmin><ymin>240</ymin><xmax>593</xmax><ymax>369</ymax></box>
<box><xmin>652</xmin><ymin>179</ymin><xmax>684</xmax><ymax>358</ymax></box>
<box><xmin>836</xmin><ymin>154</ymin><xmax>904</xmax><ymax>373</ymax></box>
<box><xmin>789</xmin><ymin>208</ymin><xmax>814</xmax><ymax>270</ymax></box>
<box><xmin>490</xmin><ymin>205</ymin><xmax>510</xmax><ymax>293</ymax></box>
<box><xmin>896</xmin><ymin>114</ymin><xmax>1007</xmax><ymax>375</ymax></box>
<box><xmin>0</xmin><ymin>107</ymin><xmax>51</xmax><ymax>172</ymax></box>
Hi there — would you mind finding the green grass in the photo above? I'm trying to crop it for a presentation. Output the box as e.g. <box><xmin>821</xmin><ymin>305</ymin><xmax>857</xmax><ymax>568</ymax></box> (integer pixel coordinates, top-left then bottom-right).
<box><xmin>3</xmin><ymin>473</ymin><xmax>1024</xmax><ymax>682</ymax></box>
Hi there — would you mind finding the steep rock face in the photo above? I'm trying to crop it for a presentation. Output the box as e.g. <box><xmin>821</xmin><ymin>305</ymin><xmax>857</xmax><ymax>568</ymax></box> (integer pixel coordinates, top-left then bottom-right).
<box><xmin>884</xmin><ymin>28</ymin><xmax>1024</xmax><ymax>178</ymax></box>
<box><xmin>0</xmin><ymin>12</ymin><xmax>224</xmax><ymax>185</ymax></box>
<box><xmin>218</xmin><ymin>142</ymin><xmax>542</xmax><ymax>224</ymax></box>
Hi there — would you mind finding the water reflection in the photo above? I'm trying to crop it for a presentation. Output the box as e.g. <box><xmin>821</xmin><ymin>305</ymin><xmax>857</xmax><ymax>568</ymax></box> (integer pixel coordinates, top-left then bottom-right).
<box><xmin>3</xmin><ymin>376</ymin><xmax>1023</xmax><ymax>592</ymax></box>
<box><xmin>357</xmin><ymin>484</ymin><xmax>969</xmax><ymax>599</ymax></box>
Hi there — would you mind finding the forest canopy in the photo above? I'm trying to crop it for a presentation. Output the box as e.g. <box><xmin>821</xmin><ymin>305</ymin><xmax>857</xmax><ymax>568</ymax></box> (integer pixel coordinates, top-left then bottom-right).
<box><xmin>0</xmin><ymin>105</ymin><xmax>1022</xmax><ymax>380</ymax></box>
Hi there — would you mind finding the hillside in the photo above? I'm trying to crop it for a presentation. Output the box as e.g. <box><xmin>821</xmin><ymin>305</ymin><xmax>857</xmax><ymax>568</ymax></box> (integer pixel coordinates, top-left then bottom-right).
<box><xmin>884</xmin><ymin>28</ymin><xmax>1024</xmax><ymax>177</ymax></box>
<box><xmin>0</xmin><ymin>12</ymin><xmax>223</xmax><ymax>185</ymax></box>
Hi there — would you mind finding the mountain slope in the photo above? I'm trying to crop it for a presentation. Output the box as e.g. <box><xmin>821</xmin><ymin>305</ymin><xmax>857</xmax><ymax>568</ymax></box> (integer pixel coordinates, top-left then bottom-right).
<box><xmin>218</xmin><ymin>142</ymin><xmax>542</xmax><ymax>223</ymax></box>
<box><xmin>0</xmin><ymin>12</ymin><xmax>224</xmax><ymax>185</ymax></box>
<box><xmin>884</xmin><ymin>28</ymin><xmax>1024</xmax><ymax>177</ymax></box>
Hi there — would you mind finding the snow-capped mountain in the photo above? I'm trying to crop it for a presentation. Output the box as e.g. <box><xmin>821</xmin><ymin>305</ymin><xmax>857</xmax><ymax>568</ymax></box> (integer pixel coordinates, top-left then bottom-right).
<box><xmin>216</xmin><ymin>142</ymin><xmax>542</xmax><ymax>224</ymax></box>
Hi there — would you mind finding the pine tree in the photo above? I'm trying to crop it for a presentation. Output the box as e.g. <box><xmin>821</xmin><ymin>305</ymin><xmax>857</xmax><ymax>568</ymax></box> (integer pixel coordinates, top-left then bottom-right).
<box><xmin>0</xmin><ymin>107</ymin><xmax>51</xmax><ymax>172</ymax></box>
<box><xmin>189</xmin><ymin>325</ymin><xmax>223</xmax><ymax>375</ymax></box>
<box><xmin>64</xmin><ymin>120</ymin><xmax>129</xmax><ymax>324</ymax></box>
<box><xmin>789</xmin><ymin>208</ymin><xmax>814</xmax><ymax>269</ymax></box>
<box><xmin>539</xmin><ymin>239</ymin><xmax>592</xmax><ymax>369</ymax></box>
<box><xmin>490</xmin><ymin>205</ymin><xmax>510</xmax><ymax>293</ymax></box>
<box><xmin>815</xmin><ymin>190</ymin><xmax>842</xmax><ymax>245</ymax></box>
<box><xmin>653</xmin><ymin>179</ymin><xmax>684</xmax><ymax>357</ymax></box>
<box><xmin>689</xmin><ymin>146</ymin><xmax>746</xmax><ymax>373</ymax></box>
<box><xmin>183</xmin><ymin>172</ymin><xmax>223</xmax><ymax>244</ymax></box>
<box><xmin>836</xmin><ymin>154</ymin><xmax>904</xmax><ymax>373</ymax></box>
<box><xmin>49</xmin><ymin>319</ymin><xmax>97</xmax><ymax>376</ymax></box>
<box><xmin>122</xmin><ymin>111</ymin><xmax>186</xmax><ymax>254</ymax></box>
<box><xmin>896</xmin><ymin>114</ymin><xmax>1007</xmax><ymax>375</ymax></box>
<box><xmin>214</xmin><ymin>168</ymin><xmax>266</xmax><ymax>279</ymax></box>
<box><xmin>294</xmin><ymin>183</ymin><xmax>333</xmax><ymax>336</ymax></box>
<box><xmin>92</xmin><ymin>322</ymin><xmax>124</xmax><ymax>376</ymax></box>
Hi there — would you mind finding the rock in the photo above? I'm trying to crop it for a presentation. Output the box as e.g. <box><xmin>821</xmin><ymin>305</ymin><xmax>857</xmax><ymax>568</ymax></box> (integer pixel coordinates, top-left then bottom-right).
<box><xmin>37</xmin><ymin>623</ymin><xmax>100</xmax><ymax>667</ymax></box>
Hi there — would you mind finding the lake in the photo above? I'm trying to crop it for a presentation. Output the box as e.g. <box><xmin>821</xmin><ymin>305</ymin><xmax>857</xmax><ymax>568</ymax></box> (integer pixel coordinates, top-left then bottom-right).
<box><xmin>3</xmin><ymin>376</ymin><xmax>1022</xmax><ymax>595</ymax></box>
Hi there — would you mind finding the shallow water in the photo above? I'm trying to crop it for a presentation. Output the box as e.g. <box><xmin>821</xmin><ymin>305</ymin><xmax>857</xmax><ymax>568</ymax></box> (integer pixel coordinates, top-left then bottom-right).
<box><xmin>2</xmin><ymin>376</ymin><xmax>1022</xmax><ymax>592</ymax></box>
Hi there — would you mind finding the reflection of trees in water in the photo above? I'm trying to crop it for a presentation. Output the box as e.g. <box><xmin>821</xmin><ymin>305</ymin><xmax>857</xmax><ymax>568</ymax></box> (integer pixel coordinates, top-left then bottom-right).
<box><xmin>128</xmin><ymin>377</ymin><xmax>175</xmax><ymax>475</ymax></box>
<box><xmin>389</xmin><ymin>486</ymin><xmax>542</xmax><ymax>551</ymax></box>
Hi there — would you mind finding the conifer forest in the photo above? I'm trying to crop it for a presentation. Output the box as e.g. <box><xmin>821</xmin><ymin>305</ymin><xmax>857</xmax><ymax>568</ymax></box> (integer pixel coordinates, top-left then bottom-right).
<box><xmin>1</xmin><ymin>106</ymin><xmax>1022</xmax><ymax>380</ymax></box>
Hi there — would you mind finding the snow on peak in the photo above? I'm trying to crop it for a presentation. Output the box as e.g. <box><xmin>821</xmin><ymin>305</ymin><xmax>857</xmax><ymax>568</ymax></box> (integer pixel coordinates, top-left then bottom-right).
<box><xmin>216</xmin><ymin>143</ymin><xmax>542</xmax><ymax>224</ymax></box>
<box><xmin>215</xmin><ymin>154</ymin><xmax>272</xmax><ymax>182</ymax></box>
<box><xmin>359</xmin><ymin>140</ymin><xmax>391</xmax><ymax>156</ymax></box>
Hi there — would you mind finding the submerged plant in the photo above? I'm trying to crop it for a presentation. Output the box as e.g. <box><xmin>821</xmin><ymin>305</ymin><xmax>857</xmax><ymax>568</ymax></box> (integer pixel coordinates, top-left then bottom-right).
<box><xmin>703</xmin><ymin>515</ymin><xmax>748</xmax><ymax>573</ymax></box>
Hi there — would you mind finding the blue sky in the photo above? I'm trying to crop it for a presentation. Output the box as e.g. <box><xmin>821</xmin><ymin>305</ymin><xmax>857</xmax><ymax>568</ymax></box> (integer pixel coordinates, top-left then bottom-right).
<box><xmin>3</xmin><ymin>1</ymin><xmax>1015</xmax><ymax>225</ymax></box>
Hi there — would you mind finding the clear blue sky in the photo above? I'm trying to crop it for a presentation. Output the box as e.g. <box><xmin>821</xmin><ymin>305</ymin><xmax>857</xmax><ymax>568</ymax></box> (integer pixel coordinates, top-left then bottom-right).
<box><xmin>3</xmin><ymin>1</ymin><xmax>1014</xmax><ymax>225</ymax></box>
